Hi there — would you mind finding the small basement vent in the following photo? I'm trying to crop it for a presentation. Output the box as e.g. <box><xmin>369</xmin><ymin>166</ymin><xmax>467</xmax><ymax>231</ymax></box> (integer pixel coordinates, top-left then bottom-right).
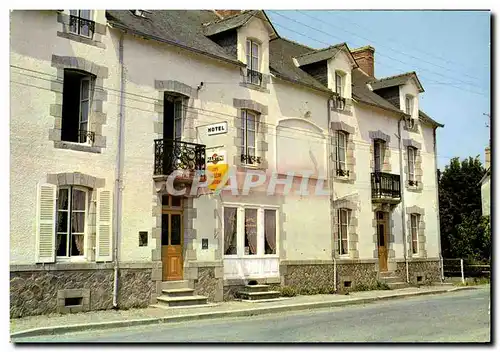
<box><xmin>343</xmin><ymin>281</ymin><xmax>352</xmax><ymax>288</ymax></box>
<box><xmin>65</xmin><ymin>297</ymin><xmax>83</xmax><ymax>307</ymax></box>
<box><xmin>416</xmin><ymin>276</ymin><xmax>423</xmax><ymax>283</ymax></box>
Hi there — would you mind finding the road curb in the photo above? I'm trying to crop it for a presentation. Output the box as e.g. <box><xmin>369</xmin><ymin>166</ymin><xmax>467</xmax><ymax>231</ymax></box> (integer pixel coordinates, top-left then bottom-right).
<box><xmin>10</xmin><ymin>286</ymin><xmax>478</xmax><ymax>339</ymax></box>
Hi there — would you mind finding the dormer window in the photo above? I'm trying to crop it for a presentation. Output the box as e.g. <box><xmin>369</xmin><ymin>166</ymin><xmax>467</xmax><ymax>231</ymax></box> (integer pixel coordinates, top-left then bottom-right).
<box><xmin>335</xmin><ymin>71</ymin><xmax>343</xmax><ymax>97</ymax></box>
<box><xmin>246</xmin><ymin>39</ymin><xmax>262</xmax><ymax>86</ymax></box>
<box><xmin>405</xmin><ymin>95</ymin><xmax>414</xmax><ymax>116</ymax></box>
<box><xmin>69</xmin><ymin>10</ymin><xmax>95</xmax><ymax>39</ymax></box>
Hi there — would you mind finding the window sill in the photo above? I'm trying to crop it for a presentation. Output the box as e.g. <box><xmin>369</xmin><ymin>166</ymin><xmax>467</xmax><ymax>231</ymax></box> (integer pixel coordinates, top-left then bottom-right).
<box><xmin>223</xmin><ymin>255</ymin><xmax>279</xmax><ymax>259</ymax></box>
<box><xmin>334</xmin><ymin>175</ymin><xmax>353</xmax><ymax>183</ymax></box>
<box><xmin>57</xmin><ymin>31</ymin><xmax>105</xmax><ymax>49</ymax></box>
<box><xmin>239</xmin><ymin>82</ymin><xmax>270</xmax><ymax>94</ymax></box>
<box><xmin>54</xmin><ymin>140</ymin><xmax>102</xmax><ymax>154</ymax></box>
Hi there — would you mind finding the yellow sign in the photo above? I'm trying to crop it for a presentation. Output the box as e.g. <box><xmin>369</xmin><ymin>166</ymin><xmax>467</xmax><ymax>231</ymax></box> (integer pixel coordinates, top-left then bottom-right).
<box><xmin>206</xmin><ymin>151</ymin><xmax>228</xmax><ymax>191</ymax></box>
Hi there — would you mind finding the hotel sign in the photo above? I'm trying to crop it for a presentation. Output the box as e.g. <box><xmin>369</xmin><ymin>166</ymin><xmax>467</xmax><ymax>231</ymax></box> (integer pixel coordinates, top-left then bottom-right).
<box><xmin>207</xmin><ymin>122</ymin><xmax>228</xmax><ymax>136</ymax></box>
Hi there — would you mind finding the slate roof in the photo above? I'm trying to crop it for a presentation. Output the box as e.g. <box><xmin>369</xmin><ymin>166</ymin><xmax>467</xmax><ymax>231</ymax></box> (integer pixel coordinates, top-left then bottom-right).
<box><xmin>106</xmin><ymin>10</ymin><xmax>243</xmax><ymax>66</ymax></box>
<box><xmin>203</xmin><ymin>10</ymin><xmax>258</xmax><ymax>36</ymax></box>
<box><xmin>105</xmin><ymin>10</ymin><xmax>442</xmax><ymax>126</ymax></box>
<box><xmin>370</xmin><ymin>71</ymin><xmax>425</xmax><ymax>92</ymax></box>
<box><xmin>351</xmin><ymin>69</ymin><xmax>404</xmax><ymax>115</ymax></box>
<box><xmin>269</xmin><ymin>37</ymin><xmax>331</xmax><ymax>93</ymax></box>
<box><xmin>295</xmin><ymin>43</ymin><xmax>358</xmax><ymax>68</ymax></box>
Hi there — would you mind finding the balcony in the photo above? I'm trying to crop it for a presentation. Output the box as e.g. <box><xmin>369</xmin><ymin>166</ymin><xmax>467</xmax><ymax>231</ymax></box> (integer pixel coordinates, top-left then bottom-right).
<box><xmin>69</xmin><ymin>15</ymin><xmax>95</xmax><ymax>39</ymax></box>
<box><xmin>246</xmin><ymin>69</ymin><xmax>262</xmax><ymax>86</ymax></box>
<box><xmin>371</xmin><ymin>172</ymin><xmax>401</xmax><ymax>203</ymax></box>
<box><xmin>154</xmin><ymin>139</ymin><xmax>206</xmax><ymax>183</ymax></box>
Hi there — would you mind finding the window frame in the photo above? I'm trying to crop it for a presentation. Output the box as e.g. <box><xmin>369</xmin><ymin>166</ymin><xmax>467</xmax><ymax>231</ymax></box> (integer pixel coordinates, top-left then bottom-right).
<box><xmin>246</xmin><ymin>39</ymin><xmax>261</xmax><ymax>85</ymax></box>
<box><xmin>241</xmin><ymin>110</ymin><xmax>258</xmax><ymax>165</ymax></box>
<box><xmin>222</xmin><ymin>204</ymin><xmax>279</xmax><ymax>258</ymax></box>
<box><xmin>336</xmin><ymin>131</ymin><xmax>348</xmax><ymax>174</ymax></box>
<box><xmin>173</xmin><ymin>98</ymin><xmax>185</xmax><ymax>141</ymax></box>
<box><xmin>407</xmin><ymin>146</ymin><xmax>416</xmax><ymax>182</ymax></box>
<box><xmin>335</xmin><ymin>71</ymin><xmax>343</xmax><ymax>97</ymax></box>
<box><xmin>411</xmin><ymin>213</ymin><xmax>419</xmax><ymax>255</ymax></box>
<box><xmin>69</xmin><ymin>10</ymin><xmax>94</xmax><ymax>39</ymax></box>
<box><xmin>56</xmin><ymin>185</ymin><xmax>89</xmax><ymax>262</ymax></box>
<box><xmin>405</xmin><ymin>95</ymin><xmax>413</xmax><ymax>116</ymax></box>
<box><xmin>337</xmin><ymin>208</ymin><xmax>349</xmax><ymax>256</ymax></box>
<box><xmin>374</xmin><ymin>139</ymin><xmax>385</xmax><ymax>172</ymax></box>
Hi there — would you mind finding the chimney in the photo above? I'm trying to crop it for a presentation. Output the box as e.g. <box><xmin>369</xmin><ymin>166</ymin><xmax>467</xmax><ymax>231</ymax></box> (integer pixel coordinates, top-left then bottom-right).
<box><xmin>351</xmin><ymin>45</ymin><xmax>375</xmax><ymax>78</ymax></box>
<box><xmin>214</xmin><ymin>10</ymin><xmax>242</xmax><ymax>19</ymax></box>
<box><xmin>485</xmin><ymin>146</ymin><xmax>491</xmax><ymax>169</ymax></box>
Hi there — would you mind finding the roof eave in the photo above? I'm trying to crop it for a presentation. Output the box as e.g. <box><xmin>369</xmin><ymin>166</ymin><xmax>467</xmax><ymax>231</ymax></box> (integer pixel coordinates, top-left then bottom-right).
<box><xmin>108</xmin><ymin>20</ymin><xmax>245</xmax><ymax>68</ymax></box>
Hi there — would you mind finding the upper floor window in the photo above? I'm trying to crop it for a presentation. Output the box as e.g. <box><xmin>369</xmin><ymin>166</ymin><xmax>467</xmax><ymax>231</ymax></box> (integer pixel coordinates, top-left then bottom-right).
<box><xmin>246</xmin><ymin>40</ymin><xmax>262</xmax><ymax>85</ymax></box>
<box><xmin>407</xmin><ymin>146</ymin><xmax>417</xmax><ymax>184</ymax></box>
<box><xmin>405</xmin><ymin>95</ymin><xmax>414</xmax><ymax>116</ymax></box>
<box><xmin>335</xmin><ymin>71</ymin><xmax>343</xmax><ymax>97</ymax></box>
<box><xmin>69</xmin><ymin>10</ymin><xmax>95</xmax><ymax>39</ymax></box>
<box><xmin>241</xmin><ymin>110</ymin><xmax>260</xmax><ymax>165</ymax></box>
<box><xmin>56</xmin><ymin>186</ymin><xmax>88</xmax><ymax>259</ymax></box>
<box><xmin>374</xmin><ymin>139</ymin><xmax>385</xmax><ymax>172</ymax></box>
<box><xmin>336</xmin><ymin>131</ymin><xmax>348</xmax><ymax>176</ymax></box>
<box><xmin>61</xmin><ymin>69</ymin><xmax>95</xmax><ymax>144</ymax></box>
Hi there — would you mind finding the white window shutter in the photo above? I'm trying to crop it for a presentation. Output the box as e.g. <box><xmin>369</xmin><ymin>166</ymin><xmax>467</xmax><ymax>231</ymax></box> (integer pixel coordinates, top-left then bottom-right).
<box><xmin>35</xmin><ymin>183</ymin><xmax>57</xmax><ymax>263</ymax></box>
<box><xmin>96</xmin><ymin>189</ymin><xmax>113</xmax><ymax>262</ymax></box>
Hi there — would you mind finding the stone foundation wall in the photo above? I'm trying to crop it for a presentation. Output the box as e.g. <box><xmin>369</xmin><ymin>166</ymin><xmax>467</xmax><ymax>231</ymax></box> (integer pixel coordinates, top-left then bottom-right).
<box><xmin>10</xmin><ymin>267</ymin><xmax>153</xmax><ymax>318</ymax></box>
<box><xmin>395</xmin><ymin>259</ymin><xmax>441</xmax><ymax>285</ymax></box>
<box><xmin>223</xmin><ymin>285</ymin><xmax>245</xmax><ymax>301</ymax></box>
<box><xmin>282</xmin><ymin>262</ymin><xmax>378</xmax><ymax>291</ymax></box>
<box><xmin>193</xmin><ymin>267</ymin><xmax>223</xmax><ymax>302</ymax></box>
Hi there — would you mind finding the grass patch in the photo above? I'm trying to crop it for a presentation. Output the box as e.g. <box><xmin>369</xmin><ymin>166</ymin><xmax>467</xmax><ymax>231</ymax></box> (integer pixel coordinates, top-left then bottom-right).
<box><xmin>454</xmin><ymin>277</ymin><xmax>490</xmax><ymax>286</ymax></box>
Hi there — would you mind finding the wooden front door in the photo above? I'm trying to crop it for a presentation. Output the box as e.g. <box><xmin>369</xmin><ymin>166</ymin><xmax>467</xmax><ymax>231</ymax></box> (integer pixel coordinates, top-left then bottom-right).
<box><xmin>376</xmin><ymin>211</ymin><xmax>388</xmax><ymax>272</ymax></box>
<box><xmin>161</xmin><ymin>196</ymin><xmax>184</xmax><ymax>281</ymax></box>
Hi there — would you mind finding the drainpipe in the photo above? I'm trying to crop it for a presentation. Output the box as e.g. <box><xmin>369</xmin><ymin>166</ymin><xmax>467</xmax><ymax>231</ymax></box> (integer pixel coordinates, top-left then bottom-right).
<box><xmin>397</xmin><ymin>117</ymin><xmax>409</xmax><ymax>284</ymax></box>
<box><xmin>327</xmin><ymin>97</ymin><xmax>337</xmax><ymax>292</ymax></box>
<box><xmin>113</xmin><ymin>32</ymin><xmax>126</xmax><ymax>308</ymax></box>
<box><xmin>433</xmin><ymin>127</ymin><xmax>444</xmax><ymax>282</ymax></box>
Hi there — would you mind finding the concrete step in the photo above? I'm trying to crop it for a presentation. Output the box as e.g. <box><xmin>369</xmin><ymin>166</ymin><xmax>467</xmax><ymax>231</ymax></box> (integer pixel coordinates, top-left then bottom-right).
<box><xmin>161</xmin><ymin>288</ymin><xmax>195</xmax><ymax>298</ymax></box>
<box><xmin>387</xmin><ymin>282</ymin><xmax>410</xmax><ymax>290</ymax></box>
<box><xmin>161</xmin><ymin>280</ymin><xmax>190</xmax><ymax>291</ymax></box>
<box><xmin>151</xmin><ymin>303</ymin><xmax>219</xmax><ymax>310</ymax></box>
<box><xmin>379</xmin><ymin>271</ymin><xmax>398</xmax><ymax>279</ymax></box>
<box><xmin>379</xmin><ymin>276</ymin><xmax>403</xmax><ymax>284</ymax></box>
<box><xmin>242</xmin><ymin>284</ymin><xmax>270</xmax><ymax>293</ymax></box>
<box><xmin>238</xmin><ymin>290</ymin><xmax>281</xmax><ymax>301</ymax></box>
<box><xmin>156</xmin><ymin>295</ymin><xmax>208</xmax><ymax>307</ymax></box>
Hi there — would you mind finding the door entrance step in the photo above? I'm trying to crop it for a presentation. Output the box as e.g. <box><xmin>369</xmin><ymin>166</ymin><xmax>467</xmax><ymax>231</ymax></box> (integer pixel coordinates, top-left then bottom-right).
<box><xmin>161</xmin><ymin>280</ymin><xmax>190</xmax><ymax>291</ymax></box>
<box><xmin>151</xmin><ymin>303</ymin><xmax>219</xmax><ymax>310</ymax></box>
<box><xmin>243</xmin><ymin>284</ymin><xmax>272</xmax><ymax>293</ymax></box>
<box><xmin>238</xmin><ymin>290</ymin><xmax>281</xmax><ymax>301</ymax></box>
<box><xmin>156</xmin><ymin>295</ymin><xmax>208</xmax><ymax>307</ymax></box>
<box><xmin>386</xmin><ymin>282</ymin><xmax>410</xmax><ymax>290</ymax></box>
<box><xmin>161</xmin><ymin>288</ymin><xmax>195</xmax><ymax>298</ymax></box>
<box><xmin>378</xmin><ymin>276</ymin><xmax>403</xmax><ymax>284</ymax></box>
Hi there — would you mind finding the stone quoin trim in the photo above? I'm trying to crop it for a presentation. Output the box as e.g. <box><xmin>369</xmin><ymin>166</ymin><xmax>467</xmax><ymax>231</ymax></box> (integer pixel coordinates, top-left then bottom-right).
<box><xmin>406</xmin><ymin>205</ymin><xmax>427</xmax><ymax>258</ymax></box>
<box><xmin>50</xmin><ymin>55</ymin><xmax>109</xmax><ymax>154</ymax></box>
<box><xmin>232</xmin><ymin>99</ymin><xmax>269</xmax><ymax>170</ymax></box>
<box><xmin>56</xmin><ymin>11</ymin><xmax>107</xmax><ymax>49</ymax></box>
<box><xmin>332</xmin><ymin>194</ymin><xmax>359</xmax><ymax>259</ymax></box>
<box><xmin>331</xmin><ymin>121</ymin><xmax>356</xmax><ymax>184</ymax></box>
<box><xmin>403</xmin><ymin>138</ymin><xmax>424</xmax><ymax>192</ymax></box>
<box><xmin>369</xmin><ymin>130</ymin><xmax>392</xmax><ymax>173</ymax></box>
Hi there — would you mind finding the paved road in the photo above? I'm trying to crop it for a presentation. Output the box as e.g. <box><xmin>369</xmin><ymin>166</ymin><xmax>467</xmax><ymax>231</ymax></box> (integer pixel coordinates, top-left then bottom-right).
<box><xmin>14</xmin><ymin>286</ymin><xmax>490</xmax><ymax>343</ymax></box>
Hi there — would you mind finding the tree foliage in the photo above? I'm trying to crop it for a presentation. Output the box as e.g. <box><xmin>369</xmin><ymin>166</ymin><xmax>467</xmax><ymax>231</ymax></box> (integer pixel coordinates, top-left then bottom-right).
<box><xmin>438</xmin><ymin>156</ymin><xmax>490</xmax><ymax>263</ymax></box>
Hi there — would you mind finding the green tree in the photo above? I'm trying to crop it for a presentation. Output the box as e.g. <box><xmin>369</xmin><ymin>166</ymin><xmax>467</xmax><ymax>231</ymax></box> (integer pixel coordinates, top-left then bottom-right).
<box><xmin>438</xmin><ymin>156</ymin><xmax>489</xmax><ymax>262</ymax></box>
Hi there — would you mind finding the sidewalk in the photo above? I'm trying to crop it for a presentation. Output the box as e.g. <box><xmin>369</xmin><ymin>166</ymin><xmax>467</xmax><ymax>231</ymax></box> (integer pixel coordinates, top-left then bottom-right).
<box><xmin>10</xmin><ymin>285</ymin><xmax>476</xmax><ymax>338</ymax></box>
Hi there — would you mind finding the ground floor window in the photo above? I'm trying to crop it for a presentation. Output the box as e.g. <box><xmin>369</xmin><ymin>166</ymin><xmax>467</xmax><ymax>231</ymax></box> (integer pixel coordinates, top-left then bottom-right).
<box><xmin>337</xmin><ymin>208</ymin><xmax>349</xmax><ymax>255</ymax></box>
<box><xmin>411</xmin><ymin>213</ymin><xmax>419</xmax><ymax>254</ymax></box>
<box><xmin>223</xmin><ymin>205</ymin><xmax>278</xmax><ymax>256</ymax></box>
<box><xmin>56</xmin><ymin>186</ymin><xmax>88</xmax><ymax>258</ymax></box>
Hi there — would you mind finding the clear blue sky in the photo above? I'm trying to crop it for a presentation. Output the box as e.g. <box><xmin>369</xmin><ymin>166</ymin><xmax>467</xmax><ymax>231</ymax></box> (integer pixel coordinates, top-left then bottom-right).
<box><xmin>266</xmin><ymin>10</ymin><xmax>491</xmax><ymax>170</ymax></box>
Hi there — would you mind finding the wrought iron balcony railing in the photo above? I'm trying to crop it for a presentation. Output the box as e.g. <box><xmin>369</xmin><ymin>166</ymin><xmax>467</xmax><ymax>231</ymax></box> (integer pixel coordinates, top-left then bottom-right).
<box><xmin>78</xmin><ymin>130</ymin><xmax>95</xmax><ymax>144</ymax></box>
<box><xmin>241</xmin><ymin>154</ymin><xmax>261</xmax><ymax>165</ymax></box>
<box><xmin>154</xmin><ymin>139</ymin><xmax>206</xmax><ymax>176</ymax></box>
<box><xmin>371</xmin><ymin>172</ymin><xmax>401</xmax><ymax>200</ymax></box>
<box><xmin>69</xmin><ymin>15</ymin><xmax>95</xmax><ymax>38</ymax></box>
<box><xmin>246</xmin><ymin>69</ymin><xmax>263</xmax><ymax>86</ymax></box>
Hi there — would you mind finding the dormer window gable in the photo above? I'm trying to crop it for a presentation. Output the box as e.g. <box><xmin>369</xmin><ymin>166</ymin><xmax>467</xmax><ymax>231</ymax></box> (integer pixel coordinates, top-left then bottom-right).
<box><xmin>294</xmin><ymin>43</ymin><xmax>358</xmax><ymax>100</ymax></box>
